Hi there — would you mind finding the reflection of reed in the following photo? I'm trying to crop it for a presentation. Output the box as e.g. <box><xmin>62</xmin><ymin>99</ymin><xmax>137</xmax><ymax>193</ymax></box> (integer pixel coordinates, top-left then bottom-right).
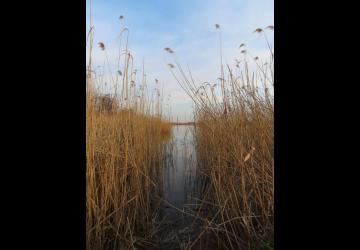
<box><xmin>158</xmin><ymin>126</ymin><xmax>200</xmax><ymax>209</ymax></box>
<box><xmin>149</xmin><ymin>125</ymin><xmax>214</xmax><ymax>245</ymax></box>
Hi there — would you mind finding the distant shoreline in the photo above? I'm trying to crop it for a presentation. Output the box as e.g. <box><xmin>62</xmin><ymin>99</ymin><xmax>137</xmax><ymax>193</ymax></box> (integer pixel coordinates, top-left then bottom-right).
<box><xmin>170</xmin><ymin>122</ymin><xmax>195</xmax><ymax>126</ymax></box>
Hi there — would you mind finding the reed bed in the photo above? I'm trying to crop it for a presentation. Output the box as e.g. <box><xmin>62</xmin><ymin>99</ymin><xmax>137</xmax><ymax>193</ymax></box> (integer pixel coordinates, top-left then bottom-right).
<box><xmin>166</xmin><ymin>25</ymin><xmax>274</xmax><ymax>249</ymax></box>
<box><xmin>86</xmin><ymin>106</ymin><xmax>170</xmax><ymax>249</ymax></box>
<box><xmin>86</xmin><ymin>13</ymin><xmax>171</xmax><ymax>249</ymax></box>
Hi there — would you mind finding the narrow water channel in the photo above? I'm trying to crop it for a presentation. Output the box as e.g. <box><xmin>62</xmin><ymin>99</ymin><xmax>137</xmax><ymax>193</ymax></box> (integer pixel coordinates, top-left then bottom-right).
<box><xmin>156</xmin><ymin>125</ymin><xmax>204</xmax><ymax>246</ymax></box>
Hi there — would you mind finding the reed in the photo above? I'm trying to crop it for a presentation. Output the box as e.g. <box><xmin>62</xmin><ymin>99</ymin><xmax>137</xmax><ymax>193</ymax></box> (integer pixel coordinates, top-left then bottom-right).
<box><xmin>166</xmin><ymin>25</ymin><xmax>274</xmax><ymax>249</ymax></box>
<box><xmin>86</xmin><ymin>10</ymin><xmax>171</xmax><ymax>249</ymax></box>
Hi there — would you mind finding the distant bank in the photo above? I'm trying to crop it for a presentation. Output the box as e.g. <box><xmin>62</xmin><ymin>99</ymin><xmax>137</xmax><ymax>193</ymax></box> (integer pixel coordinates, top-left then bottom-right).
<box><xmin>170</xmin><ymin>122</ymin><xmax>196</xmax><ymax>126</ymax></box>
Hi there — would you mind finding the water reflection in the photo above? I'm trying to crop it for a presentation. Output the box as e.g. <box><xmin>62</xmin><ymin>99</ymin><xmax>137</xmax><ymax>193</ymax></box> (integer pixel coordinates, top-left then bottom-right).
<box><xmin>164</xmin><ymin>125</ymin><xmax>197</xmax><ymax>209</ymax></box>
<box><xmin>156</xmin><ymin>125</ymin><xmax>203</xmax><ymax>243</ymax></box>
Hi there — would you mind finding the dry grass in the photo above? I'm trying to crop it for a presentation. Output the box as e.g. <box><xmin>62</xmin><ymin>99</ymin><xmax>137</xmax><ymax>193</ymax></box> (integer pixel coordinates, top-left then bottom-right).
<box><xmin>166</xmin><ymin>25</ymin><xmax>274</xmax><ymax>249</ymax></box>
<box><xmin>86</xmin><ymin>100</ymin><xmax>171</xmax><ymax>249</ymax></box>
<box><xmin>194</xmin><ymin>94</ymin><xmax>274</xmax><ymax>249</ymax></box>
<box><xmin>86</xmin><ymin>1</ymin><xmax>274</xmax><ymax>247</ymax></box>
<box><xmin>86</xmin><ymin>12</ymin><xmax>171</xmax><ymax>249</ymax></box>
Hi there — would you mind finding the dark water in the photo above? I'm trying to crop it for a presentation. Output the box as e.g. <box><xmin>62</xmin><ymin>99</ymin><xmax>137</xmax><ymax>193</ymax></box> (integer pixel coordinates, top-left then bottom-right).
<box><xmin>157</xmin><ymin>125</ymin><xmax>203</xmax><ymax>244</ymax></box>
<box><xmin>164</xmin><ymin>126</ymin><xmax>197</xmax><ymax>209</ymax></box>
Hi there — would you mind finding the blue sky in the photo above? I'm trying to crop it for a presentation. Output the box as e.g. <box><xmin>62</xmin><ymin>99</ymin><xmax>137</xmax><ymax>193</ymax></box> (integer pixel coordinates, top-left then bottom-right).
<box><xmin>86</xmin><ymin>0</ymin><xmax>274</xmax><ymax>121</ymax></box>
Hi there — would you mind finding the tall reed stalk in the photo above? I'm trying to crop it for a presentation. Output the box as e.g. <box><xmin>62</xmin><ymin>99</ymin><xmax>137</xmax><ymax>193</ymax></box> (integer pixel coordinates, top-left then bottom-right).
<box><xmin>86</xmin><ymin>6</ymin><xmax>171</xmax><ymax>249</ymax></box>
<box><xmin>166</xmin><ymin>25</ymin><xmax>274</xmax><ymax>249</ymax></box>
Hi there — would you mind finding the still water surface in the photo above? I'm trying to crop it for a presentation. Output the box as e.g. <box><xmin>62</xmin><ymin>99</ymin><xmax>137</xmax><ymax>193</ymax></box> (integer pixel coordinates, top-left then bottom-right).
<box><xmin>157</xmin><ymin>125</ymin><xmax>203</xmax><ymax>243</ymax></box>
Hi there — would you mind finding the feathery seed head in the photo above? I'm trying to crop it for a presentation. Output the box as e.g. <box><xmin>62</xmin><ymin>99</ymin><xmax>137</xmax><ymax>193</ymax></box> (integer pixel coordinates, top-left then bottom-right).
<box><xmin>98</xmin><ymin>42</ymin><xmax>105</xmax><ymax>50</ymax></box>
<box><xmin>254</xmin><ymin>28</ymin><xmax>263</xmax><ymax>33</ymax></box>
<box><xmin>164</xmin><ymin>47</ymin><xmax>174</xmax><ymax>53</ymax></box>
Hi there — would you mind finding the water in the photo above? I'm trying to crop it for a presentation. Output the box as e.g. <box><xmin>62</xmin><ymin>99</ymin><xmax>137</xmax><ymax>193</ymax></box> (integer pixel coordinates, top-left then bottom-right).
<box><xmin>157</xmin><ymin>125</ymin><xmax>203</xmax><ymax>244</ymax></box>
<box><xmin>163</xmin><ymin>126</ymin><xmax>197</xmax><ymax>212</ymax></box>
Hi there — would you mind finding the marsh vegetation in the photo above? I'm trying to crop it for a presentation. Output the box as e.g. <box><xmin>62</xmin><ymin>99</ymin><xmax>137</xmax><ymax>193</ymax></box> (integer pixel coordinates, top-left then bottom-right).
<box><xmin>86</xmin><ymin>7</ymin><xmax>273</xmax><ymax>250</ymax></box>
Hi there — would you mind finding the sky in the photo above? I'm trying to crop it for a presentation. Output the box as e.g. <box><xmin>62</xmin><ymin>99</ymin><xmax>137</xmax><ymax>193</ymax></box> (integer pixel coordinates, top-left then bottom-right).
<box><xmin>86</xmin><ymin>0</ymin><xmax>274</xmax><ymax>121</ymax></box>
